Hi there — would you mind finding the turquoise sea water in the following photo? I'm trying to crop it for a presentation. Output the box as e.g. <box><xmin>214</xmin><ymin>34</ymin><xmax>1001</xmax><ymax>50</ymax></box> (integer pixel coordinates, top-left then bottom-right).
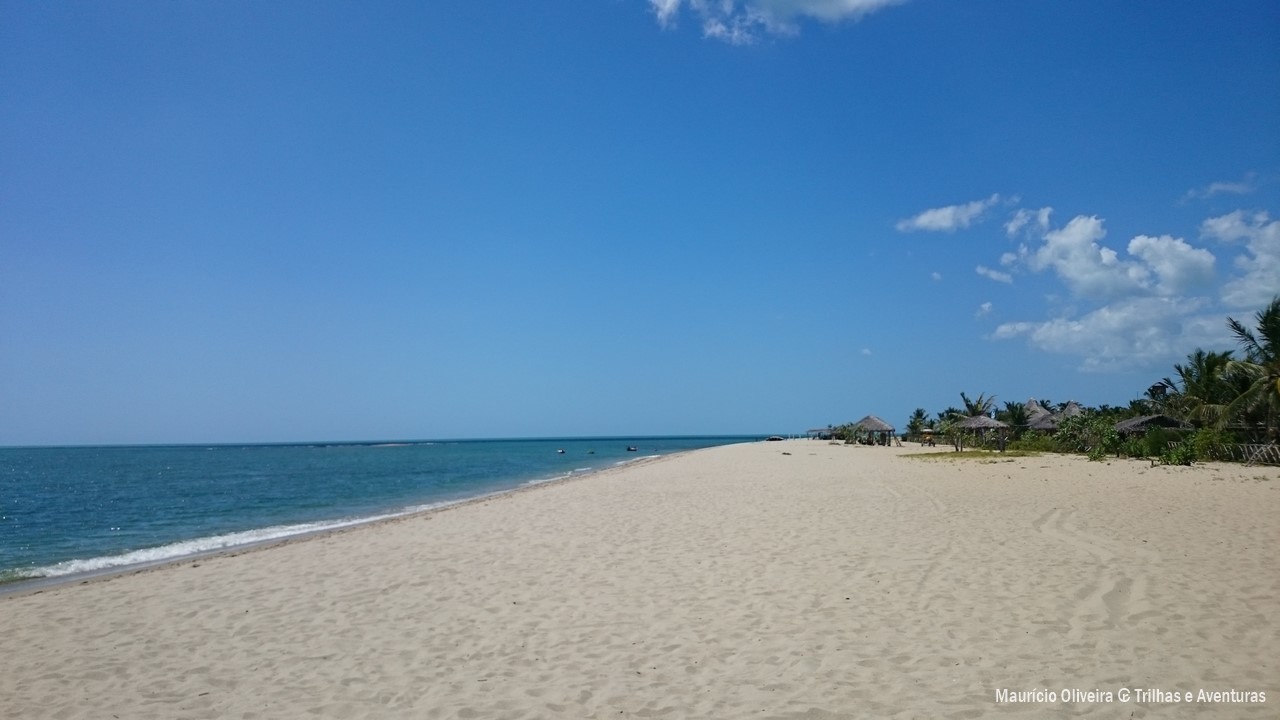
<box><xmin>0</xmin><ymin>436</ymin><xmax>756</xmax><ymax>582</ymax></box>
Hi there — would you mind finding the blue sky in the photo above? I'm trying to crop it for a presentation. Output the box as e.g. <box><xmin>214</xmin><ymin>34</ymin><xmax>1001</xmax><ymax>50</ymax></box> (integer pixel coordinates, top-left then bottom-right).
<box><xmin>3</xmin><ymin>1</ymin><xmax>1278</xmax><ymax>445</ymax></box>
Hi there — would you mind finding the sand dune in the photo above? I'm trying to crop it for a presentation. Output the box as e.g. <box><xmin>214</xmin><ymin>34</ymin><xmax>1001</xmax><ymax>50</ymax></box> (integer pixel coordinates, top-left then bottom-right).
<box><xmin>3</xmin><ymin>441</ymin><xmax>1276</xmax><ymax>718</ymax></box>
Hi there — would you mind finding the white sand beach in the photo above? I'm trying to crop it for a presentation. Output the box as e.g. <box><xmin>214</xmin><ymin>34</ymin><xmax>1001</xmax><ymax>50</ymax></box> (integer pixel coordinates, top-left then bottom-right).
<box><xmin>2</xmin><ymin>440</ymin><xmax>1277</xmax><ymax>719</ymax></box>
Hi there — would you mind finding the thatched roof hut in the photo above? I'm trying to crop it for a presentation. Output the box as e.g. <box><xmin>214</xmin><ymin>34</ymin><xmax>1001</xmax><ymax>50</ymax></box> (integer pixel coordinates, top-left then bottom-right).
<box><xmin>1025</xmin><ymin>399</ymin><xmax>1083</xmax><ymax>432</ymax></box>
<box><xmin>1114</xmin><ymin>415</ymin><xmax>1189</xmax><ymax>436</ymax></box>
<box><xmin>1029</xmin><ymin>412</ymin><xmax>1059</xmax><ymax>431</ymax></box>
<box><xmin>853</xmin><ymin>415</ymin><xmax>895</xmax><ymax>433</ymax></box>
<box><xmin>850</xmin><ymin>415</ymin><xmax>897</xmax><ymax>446</ymax></box>
<box><xmin>956</xmin><ymin>415</ymin><xmax>1009</xmax><ymax>430</ymax></box>
<box><xmin>1024</xmin><ymin>398</ymin><xmax>1051</xmax><ymax>417</ymax></box>
<box><xmin>951</xmin><ymin>415</ymin><xmax>1010</xmax><ymax>451</ymax></box>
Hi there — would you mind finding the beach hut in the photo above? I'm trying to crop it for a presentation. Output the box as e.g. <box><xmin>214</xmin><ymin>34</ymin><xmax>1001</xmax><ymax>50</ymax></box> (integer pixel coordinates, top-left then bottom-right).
<box><xmin>1025</xmin><ymin>399</ymin><xmax>1056</xmax><ymax>431</ymax></box>
<box><xmin>955</xmin><ymin>415</ymin><xmax>1008</xmax><ymax>431</ymax></box>
<box><xmin>1028</xmin><ymin>412</ymin><xmax>1058</xmax><ymax>432</ymax></box>
<box><xmin>1025</xmin><ymin>399</ymin><xmax>1083</xmax><ymax>433</ymax></box>
<box><xmin>1113</xmin><ymin>415</ymin><xmax>1189</xmax><ymax>436</ymax></box>
<box><xmin>1024</xmin><ymin>398</ymin><xmax>1050</xmax><ymax>418</ymax></box>
<box><xmin>852</xmin><ymin>415</ymin><xmax>897</xmax><ymax>446</ymax></box>
<box><xmin>953</xmin><ymin>415</ymin><xmax>1010</xmax><ymax>451</ymax></box>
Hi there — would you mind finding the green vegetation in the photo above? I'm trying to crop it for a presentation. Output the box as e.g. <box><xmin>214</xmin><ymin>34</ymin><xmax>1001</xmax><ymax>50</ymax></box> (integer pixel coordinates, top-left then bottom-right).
<box><xmin>1223</xmin><ymin>298</ymin><xmax>1280</xmax><ymax>443</ymax></box>
<box><xmin>1007</xmin><ymin>432</ymin><xmax>1057</xmax><ymax>453</ymax></box>
<box><xmin>899</xmin><ymin>296</ymin><xmax>1280</xmax><ymax>466</ymax></box>
<box><xmin>905</xmin><ymin>408</ymin><xmax>929</xmax><ymax>439</ymax></box>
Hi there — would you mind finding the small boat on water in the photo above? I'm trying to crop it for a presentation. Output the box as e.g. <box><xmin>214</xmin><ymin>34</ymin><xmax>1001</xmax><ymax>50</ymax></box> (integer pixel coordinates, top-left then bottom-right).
<box><xmin>626</xmin><ymin>446</ymin><xmax>637</xmax><ymax>452</ymax></box>
<box><xmin>556</xmin><ymin>449</ymin><xmax>565</xmax><ymax>454</ymax></box>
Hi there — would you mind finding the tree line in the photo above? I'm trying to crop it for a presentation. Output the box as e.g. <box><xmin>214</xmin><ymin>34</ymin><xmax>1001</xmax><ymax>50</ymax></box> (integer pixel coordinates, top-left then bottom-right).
<box><xmin>898</xmin><ymin>296</ymin><xmax>1280</xmax><ymax>463</ymax></box>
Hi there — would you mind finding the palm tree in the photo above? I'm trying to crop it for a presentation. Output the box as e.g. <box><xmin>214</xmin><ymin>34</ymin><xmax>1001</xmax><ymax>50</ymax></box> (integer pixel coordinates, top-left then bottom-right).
<box><xmin>1160</xmin><ymin>348</ymin><xmax>1235</xmax><ymax>427</ymax></box>
<box><xmin>905</xmin><ymin>408</ymin><xmax>928</xmax><ymax>439</ymax></box>
<box><xmin>937</xmin><ymin>407</ymin><xmax>964</xmax><ymax>424</ymax></box>
<box><xmin>997</xmin><ymin>401</ymin><xmax>1030</xmax><ymax>438</ymax></box>
<box><xmin>1223</xmin><ymin>297</ymin><xmax>1280</xmax><ymax>441</ymax></box>
<box><xmin>960</xmin><ymin>391</ymin><xmax>997</xmax><ymax>418</ymax></box>
<box><xmin>1128</xmin><ymin>398</ymin><xmax>1153</xmax><ymax>416</ymax></box>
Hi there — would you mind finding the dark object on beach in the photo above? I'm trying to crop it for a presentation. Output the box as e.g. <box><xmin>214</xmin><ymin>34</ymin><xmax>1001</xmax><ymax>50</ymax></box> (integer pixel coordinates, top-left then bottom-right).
<box><xmin>766</xmin><ymin>436</ymin><xmax>784</xmax><ymax>441</ymax></box>
<box><xmin>626</xmin><ymin>446</ymin><xmax>638</xmax><ymax>452</ymax></box>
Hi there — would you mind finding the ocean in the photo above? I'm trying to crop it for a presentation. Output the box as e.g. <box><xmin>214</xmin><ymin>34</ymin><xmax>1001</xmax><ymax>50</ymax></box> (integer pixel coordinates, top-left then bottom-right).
<box><xmin>0</xmin><ymin>436</ymin><xmax>757</xmax><ymax>583</ymax></box>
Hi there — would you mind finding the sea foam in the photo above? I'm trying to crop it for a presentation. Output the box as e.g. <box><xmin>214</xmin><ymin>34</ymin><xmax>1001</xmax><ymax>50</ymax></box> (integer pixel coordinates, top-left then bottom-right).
<box><xmin>26</xmin><ymin>505</ymin><xmax>449</xmax><ymax>578</ymax></box>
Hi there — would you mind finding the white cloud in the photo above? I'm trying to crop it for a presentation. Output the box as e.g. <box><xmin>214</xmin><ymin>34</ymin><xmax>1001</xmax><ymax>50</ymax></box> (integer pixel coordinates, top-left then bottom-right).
<box><xmin>1005</xmin><ymin>207</ymin><xmax>1052</xmax><ymax>238</ymax></box>
<box><xmin>1126</xmin><ymin>234</ymin><xmax>1215</xmax><ymax>296</ymax></box>
<box><xmin>976</xmin><ymin>302</ymin><xmax>992</xmax><ymax>317</ymax></box>
<box><xmin>1201</xmin><ymin>210</ymin><xmax>1280</xmax><ymax>307</ymax></box>
<box><xmin>1201</xmin><ymin>210</ymin><xmax>1264</xmax><ymax>243</ymax></box>
<box><xmin>1024</xmin><ymin>216</ymin><xmax>1150</xmax><ymax>299</ymax></box>
<box><xmin>861</xmin><ymin>348</ymin><xmax>873</xmax><ymax>356</ymax></box>
<box><xmin>975</xmin><ymin>265</ymin><xmax>1012</xmax><ymax>284</ymax></box>
<box><xmin>1009</xmin><ymin>216</ymin><xmax>1218</xmax><ymax>300</ymax></box>
<box><xmin>930</xmin><ymin>271</ymin><xmax>942</xmax><ymax>281</ymax></box>
<box><xmin>989</xmin><ymin>211</ymin><xmax>1231</xmax><ymax>370</ymax></box>
<box><xmin>1183</xmin><ymin>174</ymin><xmax>1256</xmax><ymax>202</ymax></box>
<box><xmin>896</xmin><ymin>194</ymin><xmax>1001</xmax><ymax>233</ymax></box>
<box><xmin>649</xmin><ymin>0</ymin><xmax>906</xmax><ymax>43</ymax></box>
<box><xmin>992</xmin><ymin>297</ymin><xmax>1231</xmax><ymax>372</ymax></box>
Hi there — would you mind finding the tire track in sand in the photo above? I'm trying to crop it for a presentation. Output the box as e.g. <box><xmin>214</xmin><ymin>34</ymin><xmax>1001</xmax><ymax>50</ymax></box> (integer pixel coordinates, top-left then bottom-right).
<box><xmin>1031</xmin><ymin>508</ymin><xmax>1157</xmax><ymax>638</ymax></box>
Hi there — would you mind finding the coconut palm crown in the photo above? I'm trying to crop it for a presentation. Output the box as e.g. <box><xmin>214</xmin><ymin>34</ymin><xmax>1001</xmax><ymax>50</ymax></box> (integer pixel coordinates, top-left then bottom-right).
<box><xmin>959</xmin><ymin>391</ymin><xmax>997</xmax><ymax>418</ymax></box>
<box><xmin>1223</xmin><ymin>296</ymin><xmax>1280</xmax><ymax>441</ymax></box>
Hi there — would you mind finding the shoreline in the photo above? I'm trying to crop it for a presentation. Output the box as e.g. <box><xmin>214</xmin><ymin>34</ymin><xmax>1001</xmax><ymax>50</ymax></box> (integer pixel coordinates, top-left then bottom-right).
<box><xmin>0</xmin><ymin>447</ymin><xmax>686</xmax><ymax>599</ymax></box>
<box><xmin>3</xmin><ymin>439</ymin><xmax>1276</xmax><ymax>718</ymax></box>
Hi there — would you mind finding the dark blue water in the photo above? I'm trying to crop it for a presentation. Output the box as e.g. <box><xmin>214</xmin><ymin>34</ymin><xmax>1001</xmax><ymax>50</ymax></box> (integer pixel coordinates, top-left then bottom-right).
<box><xmin>0</xmin><ymin>436</ymin><xmax>756</xmax><ymax>581</ymax></box>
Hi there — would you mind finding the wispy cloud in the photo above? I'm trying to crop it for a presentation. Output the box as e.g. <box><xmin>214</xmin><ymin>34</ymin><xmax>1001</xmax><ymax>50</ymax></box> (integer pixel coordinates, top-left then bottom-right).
<box><xmin>651</xmin><ymin>0</ymin><xmax>907</xmax><ymax>44</ymax></box>
<box><xmin>896</xmin><ymin>194</ymin><xmax>1001</xmax><ymax>233</ymax></box>
<box><xmin>975</xmin><ymin>265</ymin><xmax>1012</xmax><ymax>284</ymax></box>
<box><xmin>930</xmin><ymin>271</ymin><xmax>942</xmax><ymax>281</ymax></box>
<box><xmin>976</xmin><ymin>302</ymin><xmax>992</xmax><ymax>317</ymax></box>
<box><xmin>1182</xmin><ymin>174</ymin><xmax>1256</xmax><ymax>202</ymax></box>
<box><xmin>1005</xmin><ymin>207</ymin><xmax>1052</xmax><ymax>238</ymax></box>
